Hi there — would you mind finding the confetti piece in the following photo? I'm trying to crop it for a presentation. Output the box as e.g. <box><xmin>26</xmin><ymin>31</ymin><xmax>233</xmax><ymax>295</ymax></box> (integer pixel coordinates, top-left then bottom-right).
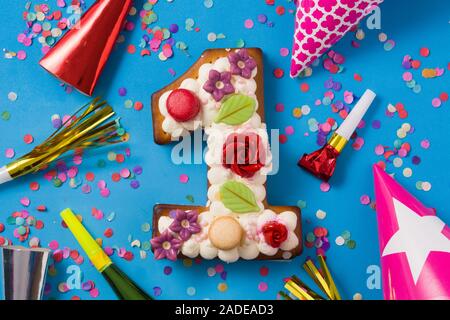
<box><xmin>316</xmin><ymin>209</ymin><xmax>327</xmax><ymax>220</ymax></box>
<box><xmin>244</xmin><ymin>19</ymin><xmax>254</xmax><ymax>29</ymax></box>
<box><xmin>179</xmin><ymin>174</ymin><xmax>189</xmax><ymax>184</ymax></box>
<box><xmin>8</xmin><ymin>92</ymin><xmax>18</xmax><ymax>101</ymax></box>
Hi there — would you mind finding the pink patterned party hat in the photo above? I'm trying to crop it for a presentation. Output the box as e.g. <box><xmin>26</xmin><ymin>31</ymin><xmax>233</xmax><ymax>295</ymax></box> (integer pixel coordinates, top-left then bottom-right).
<box><xmin>290</xmin><ymin>0</ymin><xmax>383</xmax><ymax>78</ymax></box>
<box><xmin>373</xmin><ymin>164</ymin><xmax>450</xmax><ymax>300</ymax></box>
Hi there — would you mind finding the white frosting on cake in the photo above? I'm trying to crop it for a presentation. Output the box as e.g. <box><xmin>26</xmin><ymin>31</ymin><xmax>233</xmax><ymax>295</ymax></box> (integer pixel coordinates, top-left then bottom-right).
<box><xmin>155</xmin><ymin>50</ymin><xmax>299</xmax><ymax>263</ymax></box>
<box><xmin>159</xmin><ymin>56</ymin><xmax>258</xmax><ymax>139</ymax></box>
<box><xmin>157</xmin><ymin>208</ymin><xmax>298</xmax><ymax>263</ymax></box>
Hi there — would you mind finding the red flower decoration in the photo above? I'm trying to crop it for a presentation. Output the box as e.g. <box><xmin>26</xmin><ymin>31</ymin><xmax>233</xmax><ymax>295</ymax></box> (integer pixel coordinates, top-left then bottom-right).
<box><xmin>262</xmin><ymin>221</ymin><xmax>288</xmax><ymax>248</ymax></box>
<box><xmin>222</xmin><ymin>133</ymin><xmax>266</xmax><ymax>178</ymax></box>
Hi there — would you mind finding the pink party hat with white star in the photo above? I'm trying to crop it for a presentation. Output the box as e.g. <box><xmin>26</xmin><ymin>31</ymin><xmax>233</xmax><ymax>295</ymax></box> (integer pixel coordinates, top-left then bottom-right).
<box><xmin>373</xmin><ymin>164</ymin><xmax>450</xmax><ymax>300</ymax></box>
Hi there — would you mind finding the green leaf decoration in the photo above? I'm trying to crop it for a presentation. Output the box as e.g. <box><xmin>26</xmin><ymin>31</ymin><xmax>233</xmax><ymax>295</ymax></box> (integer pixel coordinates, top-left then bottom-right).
<box><xmin>214</xmin><ymin>94</ymin><xmax>256</xmax><ymax>125</ymax></box>
<box><xmin>219</xmin><ymin>181</ymin><xmax>259</xmax><ymax>213</ymax></box>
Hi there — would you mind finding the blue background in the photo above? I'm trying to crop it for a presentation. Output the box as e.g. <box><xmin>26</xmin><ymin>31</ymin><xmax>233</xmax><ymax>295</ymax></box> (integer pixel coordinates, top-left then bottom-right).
<box><xmin>0</xmin><ymin>0</ymin><xmax>449</xmax><ymax>300</ymax></box>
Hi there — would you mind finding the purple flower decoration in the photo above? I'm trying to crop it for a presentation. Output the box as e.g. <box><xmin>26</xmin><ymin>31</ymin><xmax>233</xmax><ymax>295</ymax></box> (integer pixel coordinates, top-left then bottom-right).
<box><xmin>169</xmin><ymin>210</ymin><xmax>201</xmax><ymax>241</ymax></box>
<box><xmin>203</xmin><ymin>70</ymin><xmax>235</xmax><ymax>102</ymax></box>
<box><xmin>151</xmin><ymin>231</ymin><xmax>182</xmax><ymax>261</ymax></box>
<box><xmin>228</xmin><ymin>49</ymin><xmax>257</xmax><ymax>79</ymax></box>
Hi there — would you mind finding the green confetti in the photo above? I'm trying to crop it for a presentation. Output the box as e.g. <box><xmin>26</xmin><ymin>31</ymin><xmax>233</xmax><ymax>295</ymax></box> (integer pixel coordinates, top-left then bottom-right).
<box><xmin>306</xmin><ymin>232</ymin><xmax>315</xmax><ymax>242</ymax></box>
<box><xmin>341</xmin><ymin>230</ymin><xmax>351</xmax><ymax>240</ymax></box>
<box><xmin>297</xmin><ymin>200</ymin><xmax>307</xmax><ymax>209</ymax></box>
<box><xmin>347</xmin><ymin>240</ymin><xmax>357</xmax><ymax>249</ymax></box>
<box><xmin>141</xmin><ymin>222</ymin><xmax>151</xmax><ymax>233</ymax></box>
<box><xmin>53</xmin><ymin>178</ymin><xmax>63</xmax><ymax>187</ymax></box>
<box><xmin>97</xmin><ymin>159</ymin><xmax>106</xmax><ymax>168</ymax></box>
<box><xmin>1</xmin><ymin>111</ymin><xmax>11</xmax><ymax>120</ymax></box>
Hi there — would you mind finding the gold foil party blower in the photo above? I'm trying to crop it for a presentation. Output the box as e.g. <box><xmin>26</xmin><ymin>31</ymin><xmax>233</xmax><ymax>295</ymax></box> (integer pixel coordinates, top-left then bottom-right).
<box><xmin>0</xmin><ymin>98</ymin><xmax>127</xmax><ymax>185</ymax></box>
<box><xmin>279</xmin><ymin>256</ymin><xmax>341</xmax><ymax>300</ymax></box>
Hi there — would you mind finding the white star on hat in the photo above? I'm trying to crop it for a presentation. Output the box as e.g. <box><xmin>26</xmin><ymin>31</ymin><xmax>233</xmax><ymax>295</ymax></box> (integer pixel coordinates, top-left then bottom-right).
<box><xmin>382</xmin><ymin>198</ymin><xmax>450</xmax><ymax>284</ymax></box>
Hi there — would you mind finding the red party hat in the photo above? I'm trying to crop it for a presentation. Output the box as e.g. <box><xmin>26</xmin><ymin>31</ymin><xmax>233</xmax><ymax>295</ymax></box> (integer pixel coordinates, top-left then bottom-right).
<box><xmin>373</xmin><ymin>164</ymin><xmax>450</xmax><ymax>300</ymax></box>
<box><xmin>39</xmin><ymin>0</ymin><xmax>132</xmax><ymax>96</ymax></box>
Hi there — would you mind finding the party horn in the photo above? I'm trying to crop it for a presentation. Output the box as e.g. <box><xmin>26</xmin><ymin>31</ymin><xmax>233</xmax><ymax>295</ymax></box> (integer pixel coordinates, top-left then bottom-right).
<box><xmin>290</xmin><ymin>0</ymin><xmax>383</xmax><ymax>78</ymax></box>
<box><xmin>298</xmin><ymin>89</ymin><xmax>376</xmax><ymax>181</ymax></box>
<box><xmin>60</xmin><ymin>208</ymin><xmax>152</xmax><ymax>300</ymax></box>
<box><xmin>0</xmin><ymin>98</ymin><xmax>127</xmax><ymax>185</ymax></box>
<box><xmin>279</xmin><ymin>255</ymin><xmax>341</xmax><ymax>300</ymax></box>
<box><xmin>39</xmin><ymin>0</ymin><xmax>132</xmax><ymax>96</ymax></box>
<box><xmin>1</xmin><ymin>246</ymin><xmax>51</xmax><ymax>300</ymax></box>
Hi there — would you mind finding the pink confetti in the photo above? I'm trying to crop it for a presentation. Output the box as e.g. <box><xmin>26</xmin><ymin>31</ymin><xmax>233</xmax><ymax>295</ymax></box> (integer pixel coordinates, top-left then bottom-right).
<box><xmin>120</xmin><ymin>168</ymin><xmax>131</xmax><ymax>178</ymax></box>
<box><xmin>375</xmin><ymin>145</ymin><xmax>384</xmax><ymax>155</ymax></box>
<box><xmin>352</xmin><ymin>137</ymin><xmax>364</xmax><ymax>150</ymax></box>
<box><xmin>402</xmin><ymin>71</ymin><xmax>413</xmax><ymax>82</ymax></box>
<box><xmin>97</xmin><ymin>180</ymin><xmax>107</xmax><ymax>189</ymax></box>
<box><xmin>81</xmin><ymin>184</ymin><xmax>91</xmax><ymax>194</ymax></box>
<box><xmin>431</xmin><ymin>98</ymin><xmax>441</xmax><ymax>108</ymax></box>
<box><xmin>20</xmin><ymin>197</ymin><xmax>30</xmax><ymax>207</ymax></box>
<box><xmin>67</xmin><ymin>167</ymin><xmax>78</xmax><ymax>178</ymax></box>
<box><xmin>285</xmin><ymin>126</ymin><xmax>294</xmax><ymax>135</ymax></box>
<box><xmin>420</xmin><ymin>139</ymin><xmax>430</xmax><ymax>149</ymax></box>
<box><xmin>49</xmin><ymin>240</ymin><xmax>59</xmax><ymax>250</ymax></box>
<box><xmin>92</xmin><ymin>208</ymin><xmax>104</xmax><ymax>220</ymax></box>
<box><xmin>279</xmin><ymin>48</ymin><xmax>289</xmax><ymax>57</ymax></box>
<box><xmin>258</xmin><ymin>282</ymin><xmax>268</xmax><ymax>292</ymax></box>
<box><xmin>244</xmin><ymin>19</ymin><xmax>254</xmax><ymax>29</ymax></box>
<box><xmin>73</xmin><ymin>155</ymin><xmax>82</xmax><ymax>165</ymax></box>
<box><xmin>320</xmin><ymin>182</ymin><xmax>331</xmax><ymax>192</ymax></box>
<box><xmin>100</xmin><ymin>188</ymin><xmax>111</xmax><ymax>198</ymax></box>
<box><xmin>360</xmin><ymin>195</ymin><xmax>370</xmax><ymax>205</ymax></box>
<box><xmin>89</xmin><ymin>288</ymin><xmax>99</xmax><ymax>298</ymax></box>
<box><xmin>179</xmin><ymin>174</ymin><xmax>189</xmax><ymax>184</ymax></box>
<box><xmin>5</xmin><ymin>148</ymin><xmax>15</xmax><ymax>159</ymax></box>
<box><xmin>275</xmin><ymin>103</ymin><xmax>284</xmax><ymax>112</ymax></box>
<box><xmin>17</xmin><ymin>50</ymin><xmax>27</xmax><ymax>60</ymax></box>
<box><xmin>215</xmin><ymin>263</ymin><xmax>224</xmax><ymax>273</ymax></box>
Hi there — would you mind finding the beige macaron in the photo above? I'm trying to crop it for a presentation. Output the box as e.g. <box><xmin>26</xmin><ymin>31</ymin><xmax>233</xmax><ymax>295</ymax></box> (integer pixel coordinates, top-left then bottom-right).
<box><xmin>208</xmin><ymin>216</ymin><xmax>243</xmax><ymax>250</ymax></box>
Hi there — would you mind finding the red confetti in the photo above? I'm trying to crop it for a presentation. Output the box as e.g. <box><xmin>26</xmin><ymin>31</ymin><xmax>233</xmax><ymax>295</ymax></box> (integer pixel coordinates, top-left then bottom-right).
<box><xmin>273</xmin><ymin>68</ymin><xmax>284</xmax><ymax>79</ymax></box>
<box><xmin>411</xmin><ymin>60</ymin><xmax>421</xmax><ymax>69</ymax></box>
<box><xmin>127</xmin><ymin>44</ymin><xmax>136</xmax><ymax>54</ymax></box>
<box><xmin>70</xmin><ymin>250</ymin><xmax>80</xmax><ymax>260</ymax></box>
<box><xmin>29</xmin><ymin>181</ymin><xmax>40</xmax><ymax>191</ymax></box>
<box><xmin>134</xmin><ymin>101</ymin><xmax>144</xmax><ymax>111</ymax></box>
<box><xmin>23</xmin><ymin>134</ymin><xmax>34</xmax><ymax>144</ymax></box>
<box><xmin>123</xmin><ymin>251</ymin><xmax>134</xmax><ymax>261</ymax></box>
<box><xmin>112</xmin><ymin>173</ymin><xmax>121</xmax><ymax>182</ymax></box>
<box><xmin>35</xmin><ymin>220</ymin><xmax>44</xmax><ymax>229</ymax></box>
<box><xmin>353</xmin><ymin>73</ymin><xmax>362</xmax><ymax>82</ymax></box>
<box><xmin>275</xmin><ymin>6</ymin><xmax>285</xmax><ymax>15</ymax></box>
<box><xmin>419</xmin><ymin>47</ymin><xmax>430</xmax><ymax>57</ymax></box>
<box><xmin>116</xmin><ymin>154</ymin><xmax>125</xmax><ymax>163</ymax></box>
<box><xmin>259</xmin><ymin>266</ymin><xmax>269</xmax><ymax>276</ymax></box>
<box><xmin>300</xmin><ymin>82</ymin><xmax>310</xmax><ymax>92</ymax></box>
<box><xmin>85</xmin><ymin>172</ymin><xmax>95</xmax><ymax>182</ymax></box>
<box><xmin>104</xmin><ymin>228</ymin><xmax>113</xmax><ymax>238</ymax></box>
